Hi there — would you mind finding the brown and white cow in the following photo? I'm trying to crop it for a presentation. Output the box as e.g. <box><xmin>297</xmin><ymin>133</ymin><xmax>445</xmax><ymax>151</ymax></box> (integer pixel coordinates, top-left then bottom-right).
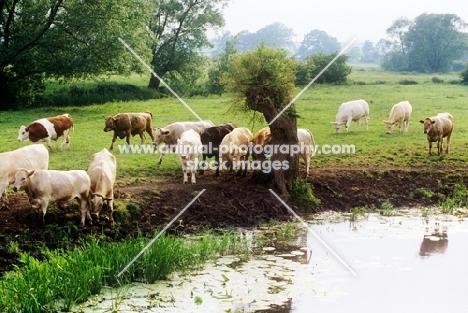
<box><xmin>383</xmin><ymin>101</ymin><xmax>412</xmax><ymax>134</ymax></box>
<box><xmin>153</xmin><ymin>120</ymin><xmax>214</xmax><ymax>164</ymax></box>
<box><xmin>176</xmin><ymin>129</ymin><xmax>202</xmax><ymax>184</ymax></box>
<box><xmin>199</xmin><ymin>123</ymin><xmax>236</xmax><ymax>176</ymax></box>
<box><xmin>87</xmin><ymin>149</ymin><xmax>117</xmax><ymax>226</ymax></box>
<box><xmin>13</xmin><ymin>169</ymin><xmax>92</xmax><ymax>227</ymax></box>
<box><xmin>219</xmin><ymin>127</ymin><xmax>253</xmax><ymax>183</ymax></box>
<box><xmin>0</xmin><ymin>145</ymin><xmax>49</xmax><ymax>207</ymax></box>
<box><xmin>104</xmin><ymin>111</ymin><xmax>154</xmax><ymax>150</ymax></box>
<box><xmin>18</xmin><ymin>114</ymin><xmax>74</xmax><ymax>150</ymax></box>
<box><xmin>419</xmin><ymin>112</ymin><xmax>453</xmax><ymax>156</ymax></box>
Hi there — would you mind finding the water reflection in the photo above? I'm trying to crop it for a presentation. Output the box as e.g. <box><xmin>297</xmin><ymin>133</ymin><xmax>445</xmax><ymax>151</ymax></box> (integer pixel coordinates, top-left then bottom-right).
<box><xmin>419</xmin><ymin>227</ymin><xmax>448</xmax><ymax>257</ymax></box>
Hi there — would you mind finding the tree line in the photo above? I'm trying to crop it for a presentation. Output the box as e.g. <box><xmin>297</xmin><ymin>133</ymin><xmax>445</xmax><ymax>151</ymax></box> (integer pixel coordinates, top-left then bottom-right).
<box><xmin>1</xmin><ymin>0</ymin><xmax>468</xmax><ymax>111</ymax></box>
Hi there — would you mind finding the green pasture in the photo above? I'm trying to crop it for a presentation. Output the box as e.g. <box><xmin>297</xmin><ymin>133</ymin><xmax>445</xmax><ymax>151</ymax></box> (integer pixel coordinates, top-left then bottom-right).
<box><xmin>1</xmin><ymin>67</ymin><xmax>467</xmax><ymax>185</ymax></box>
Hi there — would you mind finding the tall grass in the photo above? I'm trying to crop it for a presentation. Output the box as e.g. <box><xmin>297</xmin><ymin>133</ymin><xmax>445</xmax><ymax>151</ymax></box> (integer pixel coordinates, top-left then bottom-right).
<box><xmin>0</xmin><ymin>231</ymin><xmax>250</xmax><ymax>312</ymax></box>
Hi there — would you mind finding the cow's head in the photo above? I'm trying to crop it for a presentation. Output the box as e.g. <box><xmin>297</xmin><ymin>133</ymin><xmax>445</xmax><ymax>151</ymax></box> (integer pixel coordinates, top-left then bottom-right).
<box><xmin>383</xmin><ymin>120</ymin><xmax>396</xmax><ymax>134</ymax></box>
<box><xmin>330</xmin><ymin>122</ymin><xmax>343</xmax><ymax>134</ymax></box>
<box><xmin>419</xmin><ymin>118</ymin><xmax>436</xmax><ymax>134</ymax></box>
<box><xmin>13</xmin><ymin>168</ymin><xmax>35</xmax><ymax>192</ymax></box>
<box><xmin>103</xmin><ymin>116</ymin><xmax>117</xmax><ymax>132</ymax></box>
<box><xmin>153</xmin><ymin>128</ymin><xmax>170</xmax><ymax>146</ymax></box>
<box><xmin>89</xmin><ymin>190</ymin><xmax>112</xmax><ymax>214</ymax></box>
<box><xmin>17</xmin><ymin>125</ymin><xmax>30</xmax><ymax>142</ymax></box>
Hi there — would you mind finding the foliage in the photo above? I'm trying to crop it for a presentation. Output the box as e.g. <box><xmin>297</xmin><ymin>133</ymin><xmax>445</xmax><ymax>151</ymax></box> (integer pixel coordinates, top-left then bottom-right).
<box><xmin>301</xmin><ymin>53</ymin><xmax>352</xmax><ymax>84</ymax></box>
<box><xmin>291</xmin><ymin>178</ymin><xmax>320</xmax><ymax>209</ymax></box>
<box><xmin>460</xmin><ymin>63</ymin><xmax>468</xmax><ymax>84</ymax></box>
<box><xmin>382</xmin><ymin>13</ymin><xmax>468</xmax><ymax>73</ymax></box>
<box><xmin>146</xmin><ymin>0</ymin><xmax>227</xmax><ymax>90</ymax></box>
<box><xmin>0</xmin><ymin>0</ymin><xmax>152</xmax><ymax>110</ymax></box>
<box><xmin>438</xmin><ymin>183</ymin><xmax>468</xmax><ymax>213</ymax></box>
<box><xmin>380</xmin><ymin>200</ymin><xmax>396</xmax><ymax>216</ymax></box>
<box><xmin>296</xmin><ymin>29</ymin><xmax>341</xmax><ymax>60</ymax></box>
<box><xmin>205</xmin><ymin>39</ymin><xmax>239</xmax><ymax>95</ymax></box>
<box><xmin>295</xmin><ymin>57</ymin><xmax>316</xmax><ymax>86</ymax></box>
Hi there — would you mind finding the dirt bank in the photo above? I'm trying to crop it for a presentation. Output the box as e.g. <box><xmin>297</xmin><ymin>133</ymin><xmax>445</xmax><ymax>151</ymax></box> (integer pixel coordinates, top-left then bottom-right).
<box><xmin>1</xmin><ymin>165</ymin><xmax>468</xmax><ymax>273</ymax></box>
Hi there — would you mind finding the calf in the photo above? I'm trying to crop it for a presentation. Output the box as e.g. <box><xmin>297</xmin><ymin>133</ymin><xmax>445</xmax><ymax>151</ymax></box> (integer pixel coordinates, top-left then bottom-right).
<box><xmin>383</xmin><ymin>101</ymin><xmax>412</xmax><ymax>134</ymax></box>
<box><xmin>419</xmin><ymin>112</ymin><xmax>453</xmax><ymax>156</ymax></box>
<box><xmin>87</xmin><ymin>149</ymin><xmax>117</xmax><ymax>226</ymax></box>
<box><xmin>104</xmin><ymin>111</ymin><xmax>154</xmax><ymax>150</ymax></box>
<box><xmin>199</xmin><ymin>123</ymin><xmax>236</xmax><ymax>176</ymax></box>
<box><xmin>330</xmin><ymin>99</ymin><xmax>369</xmax><ymax>133</ymax></box>
<box><xmin>153</xmin><ymin>120</ymin><xmax>214</xmax><ymax>164</ymax></box>
<box><xmin>18</xmin><ymin>113</ymin><xmax>74</xmax><ymax>149</ymax></box>
<box><xmin>0</xmin><ymin>145</ymin><xmax>49</xmax><ymax>207</ymax></box>
<box><xmin>219</xmin><ymin>127</ymin><xmax>253</xmax><ymax>183</ymax></box>
<box><xmin>176</xmin><ymin>129</ymin><xmax>202</xmax><ymax>184</ymax></box>
<box><xmin>13</xmin><ymin>169</ymin><xmax>92</xmax><ymax>227</ymax></box>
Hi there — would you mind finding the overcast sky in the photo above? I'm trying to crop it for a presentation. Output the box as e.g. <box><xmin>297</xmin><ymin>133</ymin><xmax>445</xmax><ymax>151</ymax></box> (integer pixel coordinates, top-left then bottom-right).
<box><xmin>219</xmin><ymin>0</ymin><xmax>467</xmax><ymax>44</ymax></box>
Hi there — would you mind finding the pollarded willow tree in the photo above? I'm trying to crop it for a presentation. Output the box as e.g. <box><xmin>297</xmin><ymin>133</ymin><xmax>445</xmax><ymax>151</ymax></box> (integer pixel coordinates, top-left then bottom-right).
<box><xmin>222</xmin><ymin>45</ymin><xmax>298</xmax><ymax>198</ymax></box>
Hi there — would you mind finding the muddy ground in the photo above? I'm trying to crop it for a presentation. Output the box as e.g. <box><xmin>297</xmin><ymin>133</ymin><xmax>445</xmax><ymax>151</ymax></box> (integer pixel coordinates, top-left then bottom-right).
<box><xmin>1</xmin><ymin>165</ymin><xmax>468</xmax><ymax>273</ymax></box>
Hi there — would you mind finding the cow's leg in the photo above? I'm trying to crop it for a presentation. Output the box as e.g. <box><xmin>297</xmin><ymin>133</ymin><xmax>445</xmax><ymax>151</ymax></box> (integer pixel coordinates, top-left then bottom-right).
<box><xmin>158</xmin><ymin>145</ymin><xmax>167</xmax><ymax>165</ymax></box>
<box><xmin>365</xmin><ymin>115</ymin><xmax>369</xmax><ymax>131</ymax></box>
<box><xmin>199</xmin><ymin>154</ymin><xmax>207</xmax><ymax>175</ymax></box>
<box><xmin>303</xmin><ymin>152</ymin><xmax>310</xmax><ymax>177</ymax></box>
<box><xmin>38</xmin><ymin>199</ymin><xmax>49</xmax><ymax>226</ymax></box>
<box><xmin>139</xmin><ymin>132</ymin><xmax>146</xmax><ymax>146</ymax></box>
<box><xmin>59</xmin><ymin>129</ymin><xmax>70</xmax><ymax>149</ymax></box>
<box><xmin>79</xmin><ymin>196</ymin><xmax>91</xmax><ymax>227</ymax></box>
<box><xmin>355</xmin><ymin>118</ymin><xmax>361</xmax><ymax>131</ymax></box>
<box><xmin>190</xmin><ymin>165</ymin><xmax>196</xmax><ymax>184</ymax></box>
<box><xmin>46</xmin><ymin>138</ymin><xmax>53</xmax><ymax>150</ymax></box>
<box><xmin>215</xmin><ymin>155</ymin><xmax>220</xmax><ymax>177</ymax></box>
<box><xmin>428</xmin><ymin>140</ymin><xmax>433</xmax><ymax>156</ymax></box>
<box><xmin>126</xmin><ymin>130</ymin><xmax>132</xmax><ymax>147</ymax></box>
<box><xmin>446</xmin><ymin>134</ymin><xmax>452</xmax><ymax>154</ymax></box>
<box><xmin>110</xmin><ymin>133</ymin><xmax>117</xmax><ymax>150</ymax></box>
<box><xmin>438</xmin><ymin>137</ymin><xmax>444</xmax><ymax>155</ymax></box>
<box><xmin>107</xmin><ymin>198</ymin><xmax>115</xmax><ymax>227</ymax></box>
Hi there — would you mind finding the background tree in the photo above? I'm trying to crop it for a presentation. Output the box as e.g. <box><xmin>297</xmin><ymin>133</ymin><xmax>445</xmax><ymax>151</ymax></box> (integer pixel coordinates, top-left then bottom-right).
<box><xmin>296</xmin><ymin>29</ymin><xmax>341</xmax><ymax>60</ymax></box>
<box><xmin>360</xmin><ymin>41</ymin><xmax>382</xmax><ymax>63</ymax></box>
<box><xmin>301</xmin><ymin>53</ymin><xmax>351</xmax><ymax>84</ymax></box>
<box><xmin>146</xmin><ymin>0</ymin><xmax>228</xmax><ymax>90</ymax></box>
<box><xmin>381</xmin><ymin>14</ymin><xmax>468</xmax><ymax>72</ymax></box>
<box><xmin>205</xmin><ymin>38</ymin><xmax>238</xmax><ymax>95</ymax></box>
<box><xmin>0</xmin><ymin>0</ymin><xmax>152</xmax><ymax>110</ymax></box>
<box><xmin>233</xmin><ymin>22</ymin><xmax>295</xmax><ymax>53</ymax></box>
<box><xmin>222</xmin><ymin>45</ymin><xmax>298</xmax><ymax>197</ymax></box>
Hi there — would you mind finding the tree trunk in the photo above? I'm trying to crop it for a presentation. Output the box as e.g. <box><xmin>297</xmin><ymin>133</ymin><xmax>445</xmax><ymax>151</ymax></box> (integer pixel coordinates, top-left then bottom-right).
<box><xmin>148</xmin><ymin>75</ymin><xmax>161</xmax><ymax>90</ymax></box>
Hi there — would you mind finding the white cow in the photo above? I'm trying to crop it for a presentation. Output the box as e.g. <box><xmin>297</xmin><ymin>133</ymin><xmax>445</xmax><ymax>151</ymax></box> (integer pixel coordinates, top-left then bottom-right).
<box><xmin>153</xmin><ymin>120</ymin><xmax>214</xmax><ymax>164</ymax></box>
<box><xmin>87</xmin><ymin>149</ymin><xmax>117</xmax><ymax>226</ymax></box>
<box><xmin>331</xmin><ymin>99</ymin><xmax>370</xmax><ymax>133</ymax></box>
<box><xmin>219</xmin><ymin>127</ymin><xmax>253</xmax><ymax>183</ymax></box>
<box><xmin>383</xmin><ymin>101</ymin><xmax>413</xmax><ymax>134</ymax></box>
<box><xmin>0</xmin><ymin>145</ymin><xmax>49</xmax><ymax>207</ymax></box>
<box><xmin>13</xmin><ymin>169</ymin><xmax>91</xmax><ymax>227</ymax></box>
<box><xmin>176</xmin><ymin>129</ymin><xmax>202</xmax><ymax>184</ymax></box>
<box><xmin>297</xmin><ymin>128</ymin><xmax>315</xmax><ymax>177</ymax></box>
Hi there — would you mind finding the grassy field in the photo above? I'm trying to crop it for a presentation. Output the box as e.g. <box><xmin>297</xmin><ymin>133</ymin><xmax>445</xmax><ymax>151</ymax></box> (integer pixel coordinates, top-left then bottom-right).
<box><xmin>1</xmin><ymin>66</ymin><xmax>467</xmax><ymax>185</ymax></box>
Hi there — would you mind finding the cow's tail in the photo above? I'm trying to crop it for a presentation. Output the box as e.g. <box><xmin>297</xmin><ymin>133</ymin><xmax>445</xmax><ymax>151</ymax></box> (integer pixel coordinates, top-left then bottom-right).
<box><xmin>307</xmin><ymin>129</ymin><xmax>316</xmax><ymax>150</ymax></box>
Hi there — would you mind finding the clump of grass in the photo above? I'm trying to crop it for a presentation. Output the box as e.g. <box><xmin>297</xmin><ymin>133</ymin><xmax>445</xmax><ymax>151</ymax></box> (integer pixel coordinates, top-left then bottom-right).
<box><xmin>415</xmin><ymin>187</ymin><xmax>434</xmax><ymax>199</ymax></box>
<box><xmin>291</xmin><ymin>178</ymin><xmax>320</xmax><ymax>210</ymax></box>
<box><xmin>432</xmin><ymin>77</ymin><xmax>444</xmax><ymax>84</ymax></box>
<box><xmin>438</xmin><ymin>183</ymin><xmax>468</xmax><ymax>214</ymax></box>
<box><xmin>349</xmin><ymin>207</ymin><xmax>367</xmax><ymax>221</ymax></box>
<box><xmin>398</xmin><ymin>79</ymin><xmax>418</xmax><ymax>85</ymax></box>
<box><xmin>380</xmin><ymin>200</ymin><xmax>396</xmax><ymax>216</ymax></box>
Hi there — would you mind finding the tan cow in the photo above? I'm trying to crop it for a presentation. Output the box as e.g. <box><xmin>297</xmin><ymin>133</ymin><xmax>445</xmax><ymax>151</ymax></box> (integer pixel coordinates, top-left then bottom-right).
<box><xmin>419</xmin><ymin>112</ymin><xmax>453</xmax><ymax>156</ymax></box>
<box><xmin>0</xmin><ymin>145</ymin><xmax>49</xmax><ymax>207</ymax></box>
<box><xmin>87</xmin><ymin>149</ymin><xmax>117</xmax><ymax>226</ymax></box>
<box><xmin>104</xmin><ymin>111</ymin><xmax>154</xmax><ymax>150</ymax></box>
<box><xmin>13</xmin><ymin>169</ymin><xmax>92</xmax><ymax>227</ymax></box>
<box><xmin>18</xmin><ymin>114</ymin><xmax>74</xmax><ymax>150</ymax></box>
<box><xmin>383</xmin><ymin>101</ymin><xmax>413</xmax><ymax>134</ymax></box>
<box><xmin>219</xmin><ymin>127</ymin><xmax>253</xmax><ymax>183</ymax></box>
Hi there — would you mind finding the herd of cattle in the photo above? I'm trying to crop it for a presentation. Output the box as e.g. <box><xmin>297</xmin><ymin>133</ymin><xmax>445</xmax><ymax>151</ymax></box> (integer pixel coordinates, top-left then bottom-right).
<box><xmin>0</xmin><ymin>99</ymin><xmax>454</xmax><ymax>227</ymax></box>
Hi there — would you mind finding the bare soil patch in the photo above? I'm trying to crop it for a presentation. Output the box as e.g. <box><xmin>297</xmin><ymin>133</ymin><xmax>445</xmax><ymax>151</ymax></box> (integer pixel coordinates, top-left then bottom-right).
<box><xmin>1</xmin><ymin>165</ymin><xmax>468</xmax><ymax>273</ymax></box>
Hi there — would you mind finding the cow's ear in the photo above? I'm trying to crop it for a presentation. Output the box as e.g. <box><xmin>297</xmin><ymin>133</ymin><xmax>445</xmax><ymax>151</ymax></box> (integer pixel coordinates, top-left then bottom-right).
<box><xmin>162</xmin><ymin>130</ymin><xmax>170</xmax><ymax>135</ymax></box>
<box><xmin>27</xmin><ymin>170</ymin><xmax>35</xmax><ymax>177</ymax></box>
<box><xmin>419</xmin><ymin>120</ymin><xmax>424</xmax><ymax>124</ymax></box>
<box><xmin>177</xmin><ymin>139</ymin><xmax>181</xmax><ymax>144</ymax></box>
<box><xmin>383</xmin><ymin>120</ymin><xmax>387</xmax><ymax>124</ymax></box>
<box><xmin>113</xmin><ymin>116</ymin><xmax>119</xmax><ymax>123</ymax></box>
<box><xmin>25</xmin><ymin>127</ymin><xmax>29</xmax><ymax>132</ymax></box>
<box><xmin>431</xmin><ymin>120</ymin><xmax>436</xmax><ymax>124</ymax></box>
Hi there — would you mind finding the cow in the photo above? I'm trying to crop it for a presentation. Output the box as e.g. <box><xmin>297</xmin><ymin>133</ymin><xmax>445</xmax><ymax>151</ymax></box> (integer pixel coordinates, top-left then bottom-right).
<box><xmin>219</xmin><ymin>127</ymin><xmax>253</xmax><ymax>183</ymax></box>
<box><xmin>13</xmin><ymin>169</ymin><xmax>92</xmax><ymax>227</ymax></box>
<box><xmin>87</xmin><ymin>149</ymin><xmax>117</xmax><ymax>226</ymax></box>
<box><xmin>176</xmin><ymin>129</ymin><xmax>202</xmax><ymax>184</ymax></box>
<box><xmin>153</xmin><ymin>120</ymin><xmax>214</xmax><ymax>165</ymax></box>
<box><xmin>260</xmin><ymin>127</ymin><xmax>316</xmax><ymax>177</ymax></box>
<box><xmin>330</xmin><ymin>99</ymin><xmax>370</xmax><ymax>133</ymax></box>
<box><xmin>103</xmin><ymin>111</ymin><xmax>154</xmax><ymax>150</ymax></box>
<box><xmin>199</xmin><ymin>123</ymin><xmax>236</xmax><ymax>176</ymax></box>
<box><xmin>17</xmin><ymin>113</ymin><xmax>74</xmax><ymax>150</ymax></box>
<box><xmin>0</xmin><ymin>145</ymin><xmax>49</xmax><ymax>208</ymax></box>
<box><xmin>419</xmin><ymin>112</ymin><xmax>453</xmax><ymax>156</ymax></box>
<box><xmin>383</xmin><ymin>101</ymin><xmax>413</xmax><ymax>134</ymax></box>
